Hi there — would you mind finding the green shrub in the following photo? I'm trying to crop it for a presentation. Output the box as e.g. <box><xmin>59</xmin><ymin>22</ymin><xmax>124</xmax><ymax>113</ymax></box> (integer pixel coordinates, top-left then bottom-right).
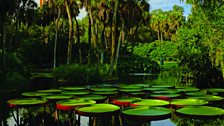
<box><xmin>53</xmin><ymin>64</ymin><xmax>109</xmax><ymax>85</ymax></box>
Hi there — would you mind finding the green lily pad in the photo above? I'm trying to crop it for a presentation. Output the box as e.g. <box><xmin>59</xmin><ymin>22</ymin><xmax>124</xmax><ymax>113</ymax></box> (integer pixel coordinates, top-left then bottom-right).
<box><xmin>77</xmin><ymin>95</ymin><xmax>107</xmax><ymax>101</ymax></box>
<box><xmin>75</xmin><ymin>104</ymin><xmax>120</xmax><ymax>116</ymax></box>
<box><xmin>56</xmin><ymin>99</ymin><xmax>96</xmax><ymax>107</ymax></box>
<box><xmin>37</xmin><ymin>89</ymin><xmax>63</xmax><ymax>93</ymax></box>
<box><xmin>185</xmin><ymin>91</ymin><xmax>208</xmax><ymax>96</ymax></box>
<box><xmin>113</xmin><ymin>97</ymin><xmax>141</xmax><ymax>103</ymax></box>
<box><xmin>122</xmin><ymin>106</ymin><xmax>172</xmax><ymax>120</ymax></box>
<box><xmin>143</xmin><ymin>87</ymin><xmax>166</xmax><ymax>91</ymax></box>
<box><xmin>152</xmin><ymin>90</ymin><xmax>180</xmax><ymax>94</ymax></box>
<box><xmin>22</xmin><ymin>92</ymin><xmax>53</xmax><ymax>97</ymax></box>
<box><xmin>189</xmin><ymin>95</ymin><xmax>223</xmax><ymax>102</ymax></box>
<box><xmin>91</xmin><ymin>87</ymin><xmax>118</xmax><ymax>92</ymax></box>
<box><xmin>7</xmin><ymin>98</ymin><xmax>46</xmax><ymax>106</ymax></box>
<box><xmin>151</xmin><ymin>85</ymin><xmax>175</xmax><ymax>88</ymax></box>
<box><xmin>131</xmin><ymin>99</ymin><xmax>169</xmax><ymax>106</ymax></box>
<box><xmin>119</xmin><ymin>89</ymin><xmax>143</xmax><ymax>93</ymax></box>
<box><xmin>207</xmin><ymin>88</ymin><xmax>224</xmax><ymax>93</ymax></box>
<box><xmin>177</xmin><ymin>87</ymin><xmax>200</xmax><ymax>92</ymax></box>
<box><xmin>119</xmin><ymin>85</ymin><xmax>143</xmax><ymax>89</ymax></box>
<box><xmin>61</xmin><ymin>91</ymin><xmax>90</xmax><ymax>95</ymax></box>
<box><xmin>171</xmin><ymin>98</ymin><xmax>208</xmax><ymax>106</ymax></box>
<box><xmin>129</xmin><ymin>92</ymin><xmax>145</xmax><ymax>95</ymax></box>
<box><xmin>42</xmin><ymin>94</ymin><xmax>73</xmax><ymax>100</ymax></box>
<box><xmin>176</xmin><ymin>106</ymin><xmax>224</xmax><ymax>118</ymax></box>
<box><xmin>59</xmin><ymin>86</ymin><xmax>87</xmax><ymax>91</ymax></box>
<box><xmin>91</xmin><ymin>91</ymin><xmax>118</xmax><ymax>95</ymax></box>
<box><xmin>151</xmin><ymin>93</ymin><xmax>181</xmax><ymax>98</ymax></box>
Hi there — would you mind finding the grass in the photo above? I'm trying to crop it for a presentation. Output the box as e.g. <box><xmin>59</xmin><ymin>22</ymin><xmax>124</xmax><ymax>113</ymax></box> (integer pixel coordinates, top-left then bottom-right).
<box><xmin>157</xmin><ymin>61</ymin><xmax>179</xmax><ymax>70</ymax></box>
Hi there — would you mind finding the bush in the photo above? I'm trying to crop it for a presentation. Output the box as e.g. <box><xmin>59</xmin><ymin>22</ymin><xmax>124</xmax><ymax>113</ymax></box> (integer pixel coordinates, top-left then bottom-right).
<box><xmin>53</xmin><ymin>64</ymin><xmax>109</xmax><ymax>85</ymax></box>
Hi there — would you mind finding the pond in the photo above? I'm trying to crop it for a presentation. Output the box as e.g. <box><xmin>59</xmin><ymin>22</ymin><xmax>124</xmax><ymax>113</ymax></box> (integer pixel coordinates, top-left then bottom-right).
<box><xmin>1</xmin><ymin>69</ymin><xmax>224</xmax><ymax>126</ymax></box>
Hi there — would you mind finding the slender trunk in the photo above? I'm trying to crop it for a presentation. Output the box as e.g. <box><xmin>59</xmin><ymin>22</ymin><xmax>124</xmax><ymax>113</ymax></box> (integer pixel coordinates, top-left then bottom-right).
<box><xmin>160</xmin><ymin>31</ymin><xmax>163</xmax><ymax>42</ymax></box>
<box><xmin>89</xmin><ymin>10</ymin><xmax>97</xmax><ymax>49</ymax></box>
<box><xmin>109</xmin><ymin>0</ymin><xmax>119</xmax><ymax>75</ymax></box>
<box><xmin>87</xmin><ymin>14</ymin><xmax>91</xmax><ymax>64</ymax></box>
<box><xmin>75</xmin><ymin>18</ymin><xmax>82</xmax><ymax>64</ymax></box>
<box><xmin>2</xmin><ymin>24</ymin><xmax>6</xmax><ymax>73</ymax></box>
<box><xmin>54</xmin><ymin>9</ymin><xmax>61</xmax><ymax>69</ymax></box>
<box><xmin>100</xmin><ymin>22</ymin><xmax>106</xmax><ymax>64</ymax></box>
<box><xmin>114</xmin><ymin>20</ymin><xmax>125</xmax><ymax>71</ymax></box>
<box><xmin>65</xmin><ymin>1</ymin><xmax>73</xmax><ymax>65</ymax></box>
<box><xmin>157</xmin><ymin>31</ymin><xmax>160</xmax><ymax>41</ymax></box>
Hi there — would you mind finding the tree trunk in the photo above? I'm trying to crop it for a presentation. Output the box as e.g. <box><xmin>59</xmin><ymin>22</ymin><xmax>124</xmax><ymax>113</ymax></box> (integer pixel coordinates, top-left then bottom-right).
<box><xmin>114</xmin><ymin>20</ymin><xmax>125</xmax><ymax>72</ymax></box>
<box><xmin>75</xmin><ymin>18</ymin><xmax>82</xmax><ymax>64</ymax></box>
<box><xmin>108</xmin><ymin>0</ymin><xmax>119</xmax><ymax>75</ymax></box>
<box><xmin>54</xmin><ymin>9</ymin><xmax>61</xmax><ymax>69</ymax></box>
<box><xmin>87</xmin><ymin>14</ymin><xmax>91</xmax><ymax>64</ymax></box>
<box><xmin>65</xmin><ymin>1</ymin><xmax>73</xmax><ymax>65</ymax></box>
<box><xmin>1</xmin><ymin>22</ymin><xmax>6</xmax><ymax>73</ymax></box>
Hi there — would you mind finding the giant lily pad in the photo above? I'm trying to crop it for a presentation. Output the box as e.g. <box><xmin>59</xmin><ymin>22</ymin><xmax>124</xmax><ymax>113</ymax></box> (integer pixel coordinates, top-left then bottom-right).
<box><xmin>7</xmin><ymin>98</ymin><xmax>46</xmax><ymax>107</ymax></box>
<box><xmin>176</xmin><ymin>106</ymin><xmax>224</xmax><ymax>118</ymax></box>
<box><xmin>75</xmin><ymin>104</ymin><xmax>120</xmax><ymax>116</ymax></box>
<box><xmin>61</xmin><ymin>91</ymin><xmax>90</xmax><ymax>95</ymax></box>
<box><xmin>189</xmin><ymin>95</ymin><xmax>223</xmax><ymax>102</ymax></box>
<box><xmin>119</xmin><ymin>85</ymin><xmax>143</xmax><ymax>89</ymax></box>
<box><xmin>131</xmin><ymin>99</ymin><xmax>169</xmax><ymax>107</ymax></box>
<box><xmin>151</xmin><ymin>85</ymin><xmax>175</xmax><ymax>88</ymax></box>
<box><xmin>91</xmin><ymin>91</ymin><xmax>118</xmax><ymax>95</ymax></box>
<box><xmin>42</xmin><ymin>94</ymin><xmax>73</xmax><ymax>100</ymax></box>
<box><xmin>56</xmin><ymin>99</ymin><xmax>96</xmax><ymax>111</ymax></box>
<box><xmin>185</xmin><ymin>91</ymin><xmax>210</xmax><ymax>96</ymax></box>
<box><xmin>152</xmin><ymin>90</ymin><xmax>180</xmax><ymax>94</ymax></box>
<box><xmin>59</xmin><ymin>86</ymin><xmax>87</xmax><ymax>91</ymax></box>
<box><xmin>143</xmin><ymin>87</ymin><xmax>166</xmax><ymax>92</ymax></box>
<box><xmin>150</xmin><ymin>94</ymin><xmax>181</xmax><ymax>101</ymax></box>
<box><xmin>37</xmin><ymin>89</ymin><xmax>63</xmax><ymax>93</ymax></box>
<box><xmin>122</xmin><ymin>106</ymin><xmax>172</xmax><ymax>121</ymax></box>
<box><xmin>171</xmin><ymin>98</ymin><xmax>208</xmax><ymax>106</ymax></box>
<box><xmin>77</xmin><ymin>95</ymin><xmax>107</xmax><ymax>102</ymax></box>
<box><xmin>112</xmin><ymin>97</ymin><xmax>141</xmax><ymax>106</ymax></box>
<box><xmin>119</xmin><ymin>89</ymin><xmax>143</xmax><ymax>93</ymax></box>
<box><xmin>177</xmin><ymin>87</ymin><xmax>199</xmax><ymax>92</ymax></box>
<box><xmin>22</xmin><ymin>92</ymin><xmax>53</xmax><ymax>97</ymax></box>
<box><xmin>207</xmin><ymin>88</ymin><xmax>224</xmax><ymax>93</ymax></box>
<box><xmin>90</xmin><ymin>87</ymin><xmax>118</xmax><ymax>92</ymax></box>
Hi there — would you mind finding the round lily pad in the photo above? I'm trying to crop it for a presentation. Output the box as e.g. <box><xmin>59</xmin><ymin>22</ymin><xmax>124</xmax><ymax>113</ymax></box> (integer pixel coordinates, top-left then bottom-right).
<box><xmin>150</xmin><ymin>94</ymin><xmax>181</xmax><ymax>100</ymax></box>
<box><xmin>189</xmin><ymin>95</ymin><xmax>223</xmax><ymax>102</ymax></box>
<box><xmin>90</xmin><ymin>87</ymin><xmax>118</xmax><ymax>92</ymax></box>
<box><xmin>119</xmin><ymin>85</ymin><xmax>143</xmax><ymax>89</ymax></box>
<box><xmin>42</xmin><ymin>94</ymin><xmax>73</xmax><ymax>100</ymax></box>
<box><xmin>177</xmin><ymin>87</ymin><xmax>199</xmax><ymax>92</ymax></box>
<box><xmin>176</xmin><ymin>106</ymin><xmax>224</xmax><ymax>118</ymax></box>
<box><xmin>152</xmin><ymin>90</ymin><xmax>180</xmax><ymax>94</ymax></box>
<box><xmin>207</xmin><ymin>88</ymin><xmax>224</xmax><ymax>93</ymax></box>
<box><xmin>22</xmin><ymin>92</ymin><xmax>53</xmax><ymax>97</ymax></box>
<box><xmin>122</xmin><ymin>106</ymin><xmax>172</xmax><ymax>121</ymax></box>
<box><xmin>151</xmin><ymin>85</ymin><xmax>175</xmax><ymax>88</ymax></box>
<box><xmin>91</xmin><ymin>91</ymin><xmax>118</xmax><ymax>95</ymax></box>
<box><xmin>56</xmin><ymin>99</ymin><xmax>96</xmax><ymax>110</ymax></box>
<box><xmin>119</xmin><ymin>89</ymin><xmax>143</xmax><ymax>93</ymax></box>
<box><xmin>59</xmin><ymin>86</ymin><xmax>87</xmax><ymax>91</ymax></box>
<box><xmin>131</xmin><ymin>99</ymin><xmax>169</xmax><ymax>107</ymax></box>
<box><xmin>77</xmin><ymin>95</ymin><xmax>107</xmax><ymax>102</ymax></box>
<box><xmin>7</xmin><ymin>98</ymin><xmax>46</xmax><ymax>107</ymax></box>
<box><xmin>37</xmin><ymin>89</ymin><xmax>63</xmax><ymax>93</ymax></box>
<box><xmin>185</xmin><ymin>91</ymin><xmax>209</xmax><ymax>96</ymax></box>
<box><xmin>75</xmin><ymin>104</ymin><xmax>120</xmax><ymax>116</ymax></box>
<box><xmin>171</xmin><ymin>98</ymin><xmax>208</xmax><ymax>106</ymax></box>
<box><xmin>143</xmin><ymin>87</ymin><xmax>166</xmax><ymax>91</ymax></box>
<box><xmin>61</xmin><ymin>91</ymin><xmax>90</xmax><ymax>95</ymax></box>
<box><xmin>112</xmin><ymin>97</ymin><xmax>141</xmax><ymax>106</ymax></box>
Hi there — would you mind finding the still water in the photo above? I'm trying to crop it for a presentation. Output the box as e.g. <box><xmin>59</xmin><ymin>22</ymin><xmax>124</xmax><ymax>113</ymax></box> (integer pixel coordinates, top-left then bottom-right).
<box><xmin>1</xmin><ymin>70</ymin><xmax>224</xmax><ymax>126</ymax></box>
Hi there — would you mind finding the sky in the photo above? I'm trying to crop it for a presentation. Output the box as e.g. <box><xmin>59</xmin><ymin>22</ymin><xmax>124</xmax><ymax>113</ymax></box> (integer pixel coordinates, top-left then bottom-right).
<box><xmin>34</xmin><ymin>0</ymin><xmax>192</xmax><ymax>19</ymax></box>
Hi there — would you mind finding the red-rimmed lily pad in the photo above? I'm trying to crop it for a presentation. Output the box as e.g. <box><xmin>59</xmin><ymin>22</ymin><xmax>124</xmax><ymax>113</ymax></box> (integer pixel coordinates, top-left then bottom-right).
<box><xmin>56</xmin><ymin>99</ymin><xmax>96</xmax><ymax>111</ymax></box>
<box><xmin>150</xmin><ymin>94</ymin><xmax>181</xmax><ymax>101</ymax></box>
<box><xmin>7</xmin><ymin>98</ymin><xmax>47</xmax><ymax>107</ymax></box>
<box><xmin>22</xmin><ymin>92</ymin><xmax>53</xmax><ymax>97</ymax></box>
<box><xmin>131</xmin><ymin>99</ymin><xmax>169</xmax><ymax>107</ymax></box>
<box><xmin>59</xmin><ymin>86</ymin><xmax>87</xmax><ymax>91</ymax></box>
<box><xmin>112</xmin><ymin>97</ymin><xmax>141</xmax><ymax>106</ymax></box>
<box><xmin>37</xmin><ymin>89</ymin><xmax>63</xmax><ymax>93</ymax></box>
<box><xmin>121</xmin><ymin>106</ymin><xmax>172</xmax><ymax>121</ymax></box>
<box><xmin>171</xmin><ymin>98</ymin><xmax>208</xmax><ymax>107</ymax></box>
<box><xmin>61</xmin><ymin>91</ymin><xmax>90</xmax><ymax>95</ymax></box>
<box><xmin>176</xmin><ymin>106</ymin><xmax>224</xmax><ymax>118</ymax></box>
<box><xmin>189</xmin><ymin>95</ymin><xmax>223</xmax><ymax>102</ymax></box>
<box><xmin>75</xmin><ymin>104</ymin><xmax>120</xmax><ymax>116</ymax></box>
